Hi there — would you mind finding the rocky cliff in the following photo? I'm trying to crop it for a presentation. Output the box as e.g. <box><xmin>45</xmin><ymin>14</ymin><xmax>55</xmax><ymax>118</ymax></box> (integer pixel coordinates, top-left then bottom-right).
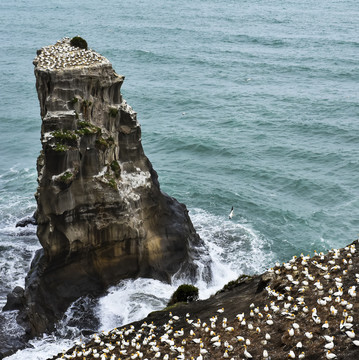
<box><xmin>5</xmin><ymin>38</ymin><xmax>209</xmax><ymax>339</ymax></box>
<box><xmin>50</xmin><ymin>240</ymin><xmax>359</xmax><ymax>360</ymax></box>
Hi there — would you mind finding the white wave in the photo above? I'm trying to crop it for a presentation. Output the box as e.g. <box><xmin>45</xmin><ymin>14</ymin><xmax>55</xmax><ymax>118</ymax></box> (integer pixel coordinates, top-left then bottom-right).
<box><xmin>6</xmin><ymin>335</ymin><xmax>76</xmax><ymax>360</ymax></box>
<box><xmin>97</xmin><ymin>278</ymin><xmax>175</xmax><ymax>331</ymax></box>
<box><xmin>190</xmin><ymin>208</ymin><xmax>274</xmax><ymax>276</ymax></box>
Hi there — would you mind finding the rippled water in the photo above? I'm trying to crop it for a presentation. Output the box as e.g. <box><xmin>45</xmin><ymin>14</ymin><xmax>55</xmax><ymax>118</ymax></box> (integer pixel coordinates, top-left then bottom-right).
<box><xmin>0</xmin><ymin>0</ymin><xmax>358</xmax><ymax>358</ymax></box>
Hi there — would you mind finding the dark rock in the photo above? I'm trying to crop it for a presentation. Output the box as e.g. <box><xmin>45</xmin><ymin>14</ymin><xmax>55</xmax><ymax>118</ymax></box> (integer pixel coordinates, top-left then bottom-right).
<box><xmin>15</xmin><ymin>211</ymin><xmax>37</xmax><ymax>227</ymax></box>
<box><xmin>0</xmin><ymin>337</ymin><xmax>29</xmax><ymax>360</ymax></box>
<box><xmin>3</xmin><ymin>286</ymin><xmax>25</xmax><ymax>311</ymax></box>
<box><xmin>8</xmin><ymin>38</ymin><xmax>211</xmax><ymax>339</ymax></box>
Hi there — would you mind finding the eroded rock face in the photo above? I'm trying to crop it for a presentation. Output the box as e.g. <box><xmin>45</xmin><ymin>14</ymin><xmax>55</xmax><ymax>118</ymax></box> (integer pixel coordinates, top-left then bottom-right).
<box><xmin>8</xmin><ymin>38</ymin><xmax>209</xmax><ymax>337</ymax></box>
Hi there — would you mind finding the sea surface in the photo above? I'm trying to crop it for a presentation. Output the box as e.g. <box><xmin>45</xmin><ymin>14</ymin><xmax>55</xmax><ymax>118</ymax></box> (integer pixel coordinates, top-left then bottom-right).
<box><xmin>0</xmin><ymin>0</ymin><xmax>358</xmax><ymax>358</ymax></box>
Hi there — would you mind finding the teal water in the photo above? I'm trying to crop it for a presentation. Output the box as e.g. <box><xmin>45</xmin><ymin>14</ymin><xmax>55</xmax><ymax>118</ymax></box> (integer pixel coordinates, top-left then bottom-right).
<box><xmin>0</xmin><ymin>0</ymin><xmax>359</xmax><ymax>357</ymax></box>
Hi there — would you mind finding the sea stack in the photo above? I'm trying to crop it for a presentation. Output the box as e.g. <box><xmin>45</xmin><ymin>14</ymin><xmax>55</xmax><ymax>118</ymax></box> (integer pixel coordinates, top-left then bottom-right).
<box><xmin>6</xmin><ymin>37</ymin><xmax>208</xmax><ymax>337</ymax></box>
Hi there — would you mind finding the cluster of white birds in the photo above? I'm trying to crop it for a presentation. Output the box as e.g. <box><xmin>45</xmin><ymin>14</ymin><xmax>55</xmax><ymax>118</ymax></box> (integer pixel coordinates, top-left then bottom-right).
<box><xmin>261</xmin><ymin>242</ymin><xmax>359</xmax><ymax>359</ymax></box>
<box><xmin>34</xmin><ymin>38</ymin><xmax>107</xmax><ymax>70</ymax></box>
<box><xmin>52</xmin><ymin>241</ymin><xmax>359</xmax><ymax>360</ymax></box>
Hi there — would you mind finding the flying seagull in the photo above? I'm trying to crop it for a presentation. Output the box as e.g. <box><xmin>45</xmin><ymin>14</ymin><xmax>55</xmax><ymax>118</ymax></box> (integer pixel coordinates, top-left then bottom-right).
<box><xmin>229</xmin><ymin>206</ymin><xmax>234</xmax><ymax>219</ymax></box>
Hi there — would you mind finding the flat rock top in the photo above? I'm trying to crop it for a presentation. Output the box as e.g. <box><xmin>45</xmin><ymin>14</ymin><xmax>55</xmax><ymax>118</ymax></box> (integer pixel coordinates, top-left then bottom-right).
<box><xmin>33</xmin><ymin>37</ymin><xmax>110</xmax><ymax>71</ymax></box>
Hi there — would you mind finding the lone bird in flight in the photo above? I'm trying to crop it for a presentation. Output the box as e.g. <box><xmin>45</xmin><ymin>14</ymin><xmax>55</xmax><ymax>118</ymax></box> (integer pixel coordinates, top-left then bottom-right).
<box><xmin>229</xmin><ymin>206</ymin><xmax>234</xmax><ymax>219</ymax></box>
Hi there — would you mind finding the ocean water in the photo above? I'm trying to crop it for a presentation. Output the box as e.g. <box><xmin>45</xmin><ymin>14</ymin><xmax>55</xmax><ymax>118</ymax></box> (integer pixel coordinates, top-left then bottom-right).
<box><xmin>0</xmin><ymin>0</ymin><xmax>358</xmax><ymax>358</ymax></box>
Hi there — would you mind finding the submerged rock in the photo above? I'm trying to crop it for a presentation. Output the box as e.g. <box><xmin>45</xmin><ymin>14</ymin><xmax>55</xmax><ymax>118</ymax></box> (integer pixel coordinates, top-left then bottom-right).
<box><xmin>4</xmin><ymin>38</ymin><xmax>210</xmax><ymax>339</ymax></box>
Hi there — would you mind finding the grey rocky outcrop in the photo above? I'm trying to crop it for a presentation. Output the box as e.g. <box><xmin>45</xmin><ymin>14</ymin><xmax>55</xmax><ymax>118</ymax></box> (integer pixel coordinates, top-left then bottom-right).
<box><xmin>4</xmin><ymin>38</ymin><xmax>210</xmax><ymax>338</ymax></box>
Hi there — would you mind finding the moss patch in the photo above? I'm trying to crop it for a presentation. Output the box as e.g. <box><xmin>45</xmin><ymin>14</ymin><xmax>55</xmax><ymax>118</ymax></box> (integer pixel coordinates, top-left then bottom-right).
<box><xmin>70</xmin><ymin>97</ymin><xmax>78</xmax><ymax>105</ymax></box>
<box><xmin>109</xmin><ymin>107</ymin><xmax>119</xmax><ymax>118</ymax></box>
<box><xmin>82</xmin><ymin>99</ymin><xmax>92</xmax><ymax>107</ymax></box>
<box><xmin>54</xmin><ymin>144</ymin><xmax>69</xmax><ymax>152</ymax></box>
<box><xmin>51</xmin><ymin>129</ymin><xmax>77</xmax><ymax>149</ymax></box>
<box><xmin>96</xmin><ymin>136</ymin><xmax>114</xmax><ymax>150</ymax></box>
<box><xmin>167</xmin><ymin>284</ymin><xmax>199</xmax><ymax>306</ymax></box>
<box><xmin>52</xmin><ymin>129</ymin><xmax>78</xmax><ymax>142</ymax></box>
<box><xmin>76</xmin><ymin>121</ymin><xmax>101</xmax><ymax>136</ymax></box>
<box><xmin>110</xmin><ymin>160</ymin><xmax>121</xmax><ymax>178</ymax></box>
<box><xmin>59</xmin><ymin>171</ymin><xmax>74</xmax><ymax>183</ymax></box>
<box><xmin>105</xmin><ymin>174</ymin><xmax>117</xmax><ymax>190</ymax></box>
<box><xmin>96</xmin><ymin>137</ymin><xmax>109</xmax><ymax>149</ymax></box>
<box><xmin>215</xmin><ymin>274</ymin><xmax>254</xmax><ymax>295</ymax></box>
<box><xmin>70</xmin><ymin>36</ymin><xmax>88</xmax><ymax>50</ymax></box>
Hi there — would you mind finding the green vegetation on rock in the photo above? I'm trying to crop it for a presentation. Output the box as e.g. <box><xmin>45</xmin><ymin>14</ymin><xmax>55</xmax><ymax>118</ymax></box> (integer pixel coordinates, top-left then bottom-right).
<box><xmin>54</xmin><ymin>144</ymin><xmax>69</xmax><ymax>152</ymax></box>
<box><xmin>52</xmin><ymin>129</ymin><xmax>78</xmax><ymax>142</ymax></box>
<box><xmin>59</xmin><ymin>171</ymin><xmax>74</xmax><ymax>183</ymax></box>
<box><xmin>51</xmin><ymin>129</ymin><xmax>77</xmax><ymax>149</ymax></box>
<box><xmin>82</xmin><ymin>99</ymin><xmax>92</xmax><ymax>107</ymax></box>
<box><xmin>70</xmin><ymin>36</ymin><xmax>88</xmax><ymax>50</ymax></box>
<box><xmin>96</xmin><ymin>137</ymin><xmax>109</xmax><ymax>149</ymax></box>
<box><xmin>109</xmin><ymin>107</ymin><xmax>119</xmax><ymax>118</ymax></box>
<box><xmin>70</xmin><ymin>97</ymin><xmax>78</xmax><ymax>105</ymax></box>
<box><xmin>110</xmin><ymin>160</ymin><xmax>121</xmax><ymax>178</ymax></box>
<box><xmin>105</xmin><ymin>174</ymin><xmax>117</xmax><ymax>190</ymax></box>
<box><xmin>167</xmin><ymin>284</ymin><xmax>199</xmax><ymax>306</ymax></box>
<box><xmin>215</xmin><ymin>274</ymin><xmax>254</xmax><ymax>295</ymax></box>
<box><xmin>76</xmin><ymin>121</ymin><xmax>101</xmax><ymax>136</ymax></box>
<box><xmin>96</xmin><ymin>136</ymin><xmax>114</xmax><ymax>150</ymax></box>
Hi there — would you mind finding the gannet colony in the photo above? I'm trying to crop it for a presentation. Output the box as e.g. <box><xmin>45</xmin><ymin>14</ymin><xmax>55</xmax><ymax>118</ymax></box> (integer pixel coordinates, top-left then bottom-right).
<box><xmin>49</xmin><ymin>241</ymin><xmax>359</xmax><ymax>360</ymax></box>
<box><xmin>33</xmin><ymin>37</ymin><xmax>109</xmax><ymax>70</ymax></box>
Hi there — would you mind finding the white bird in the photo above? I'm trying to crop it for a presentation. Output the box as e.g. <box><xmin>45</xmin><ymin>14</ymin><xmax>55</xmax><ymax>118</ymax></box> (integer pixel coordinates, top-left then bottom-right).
<box><xmin>325</xmin><ymin>350</ymin><xmax>337</xmax><ymax>359</ymax></box>
<box><xmin>229</xmin><ymin>206</ymin><xmax>234</xmax><ymax>219</ymax></box>
<box><xmin>212</xmin><ymin>340</ymin><xmax>221</xmax><ymax>348</ymax></box>
<box><xmin>324</xmin><ymin>342</ymin><xmax>334</xmax><ymax>350</ymax></box>
<box><xmin>199</xmin><ymin>345</ymin><xmax>208</xmax><ymax>355</ymax></box>
<box><xmin>243</xmin><ymin>345</ymin><xmax>252</xmax><ymax>358</ymax></box>
<box><xmin>323</xmin><ymin>335</ymin><xmax>334</xmax><ymax>343</ymax></box>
